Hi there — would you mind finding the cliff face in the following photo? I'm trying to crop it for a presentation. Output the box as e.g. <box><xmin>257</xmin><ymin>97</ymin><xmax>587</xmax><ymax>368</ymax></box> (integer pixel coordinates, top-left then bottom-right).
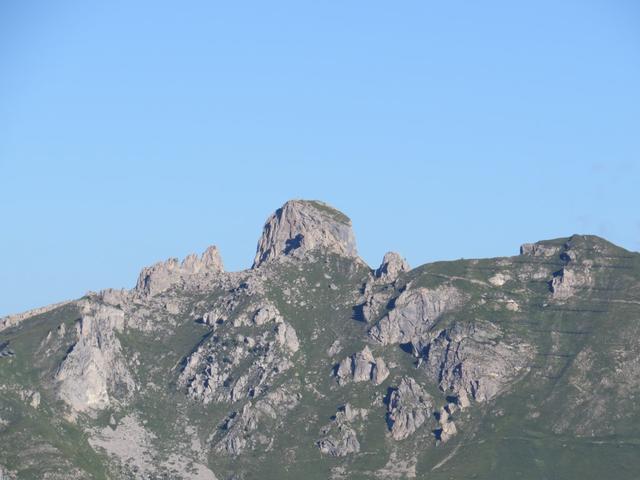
<box><xmin>1</xmin><ymin>200</ymin><xmax>639</xmax><ymax>480</ymax></box>
<box><xmin>253</xmin><ymin>199</ymin><xmax>358</xmax><ymax>267</ymax></box>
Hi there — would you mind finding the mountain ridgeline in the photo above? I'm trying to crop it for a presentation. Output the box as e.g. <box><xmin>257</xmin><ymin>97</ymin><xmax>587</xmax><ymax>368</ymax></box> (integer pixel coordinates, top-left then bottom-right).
<box><xmin>1</xmin><ymin>200</ymin><xmax>639</xmax><ymax>479</ymax></box>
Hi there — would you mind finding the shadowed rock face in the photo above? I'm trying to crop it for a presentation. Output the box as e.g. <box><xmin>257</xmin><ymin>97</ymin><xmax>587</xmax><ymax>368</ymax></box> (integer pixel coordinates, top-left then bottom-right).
<box><xmin>253</xmin><ymin>200</ymin><xmax>358</xmax><ymax>267</ymax></box>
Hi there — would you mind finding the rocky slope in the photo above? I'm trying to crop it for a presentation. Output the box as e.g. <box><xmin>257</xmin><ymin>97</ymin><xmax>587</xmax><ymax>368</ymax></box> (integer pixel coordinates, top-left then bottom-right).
<box><xmin>1</xmin><ymin>199</ymin><xmax>639</xmax><ymax>479</ymax></box>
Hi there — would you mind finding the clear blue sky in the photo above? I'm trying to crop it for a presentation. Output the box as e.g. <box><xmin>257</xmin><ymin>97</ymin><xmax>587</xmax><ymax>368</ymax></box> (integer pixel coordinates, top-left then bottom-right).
<box><xmin>1</xmin><ymin>1</ymin><xmax>639</xmax><ymax>316</ymax></box>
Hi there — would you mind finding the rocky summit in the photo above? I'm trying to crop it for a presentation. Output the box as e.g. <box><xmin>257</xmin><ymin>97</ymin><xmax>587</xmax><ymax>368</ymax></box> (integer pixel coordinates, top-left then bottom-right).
<box><xmin>1</xmin><ymin>199</ymin><xmax>640</xmax><ymax>480</ymax></box>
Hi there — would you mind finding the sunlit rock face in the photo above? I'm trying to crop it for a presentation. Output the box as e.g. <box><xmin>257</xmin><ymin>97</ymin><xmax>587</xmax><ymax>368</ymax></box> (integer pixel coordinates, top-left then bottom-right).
<box><xmin>253</xmin><ymin>200</ymin><xmax>358</xmax><ymax>267</ymax></box>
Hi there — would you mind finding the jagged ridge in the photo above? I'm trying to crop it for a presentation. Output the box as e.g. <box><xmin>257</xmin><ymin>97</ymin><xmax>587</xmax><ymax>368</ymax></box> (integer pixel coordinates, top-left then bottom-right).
<box><xmin>0</xmin><ymin>201</ymin><xmax>639</xmax><ymax>480</ymax></box>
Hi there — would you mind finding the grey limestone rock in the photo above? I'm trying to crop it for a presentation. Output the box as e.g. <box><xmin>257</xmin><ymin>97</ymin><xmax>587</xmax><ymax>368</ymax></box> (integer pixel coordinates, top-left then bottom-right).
<box><xmin>359</xmin><ymin>284</ymin><xmax>394</xmax><ymax>324</ymax></box>
<box><xmin>434</xmin><ymin>405</ymin><xmax>457</xmax><ymax>443</ymax></box>
<box><xmin>369</xmin><ymin>286</ymin><xmax>466</xmax><ymax>345</ymax></box>
<box><xmin>375</xmin><ymin>252</ymin><xmax>410</xmax><ymax>282</ymax></box>
<box><xmin>386</xmin><ymin>377</ymin><xmax>433</xmax><ymax>440</ymax></box>
<box><xmin>416</xmin><ymin>322</ymin><xmax>533</xmax><ymax>403</ymax></box>
<box><xmin>252</xmin><ymin>302</ymin><xmax>283</xmax><ymax>326</ymax></box>
<box><xmin>326</xmin><ymin>339</ymin><xmax>342</xmax><ymax>357</ymax></box>
<box><xmin>317</xmin><ymin>425</ymin><xmax>360</xmax><ymax>457</ymax></box>
<box><xmin>54</xmin><ymin>301</ymin><xmax>135</xmax><ymax>412</ymax></box>
<box><xmin>253</xmin><ymin>200</ymin><xmax>358</xmax><ymax>268</ymax></box>
<box><xmin>549</xmin><ymin>244</ymin><xmax>594</xmax><ymax>300</ymax></box>
<box><xmin>520</xmin><ymin>242</ymin><xmax>560</xmax><ymax>257</ymax></box>
<box><xmin>316</xmin><ymin>404</ymin><xmax>366</xmax><ymax>457</ymax></box>
<box><xmin>549</xmin><ymin>260</ymin><xmax>593</xmax><ymax>300</ymax></box>
<box><xmin>216</xmin><ymin>385</ymin><xmax>301</xmax><ymax>456</ymax></box>
<box><xmin>335</xmin><ymin>346</ymin><xmax>389</xmax><ymax>385</ymax></box>
<box><xmin>276</xmin><ymin>322</ymin><xmax>300</xmax><ymax>353</ymax></box>
<box><xmin>179</xmin><ymin>317</ymin><xmax>298</xmax><ymax>404</ymax></box>
<box><xmin>198</xmin><ymin>277</ymin><xmax>265</xmax><ymax>328</ymax></box>
<box><xmin>136</xmin><ymin>245</ymin><xmax>223</xmax><ymax>296</ymax></box>
<box><xmin>551</xmin><ymin>266</ymin><xmax>593</xmax><ymax>300</ymax></box>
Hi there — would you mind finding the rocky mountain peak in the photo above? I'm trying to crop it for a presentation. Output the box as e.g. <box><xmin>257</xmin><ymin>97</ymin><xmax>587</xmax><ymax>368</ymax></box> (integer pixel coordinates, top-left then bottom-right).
<box><xmin>253</xmin><ymin>200</ymin><xmax>358</xmax><ymax>268</ymax></box>
<box><xmin>135</xmin><ymin>245</ymin><xmax>224</xmax><ymax>296</ymax></box>
<box><xmin>181</xmin><ymin>245</ymin><xmax>224</xmax><ymax>274</ymax></box>
<box><xmin>375</xmin><ymin>252</ymin><xmax>410</xmax><ymax>281</ymax></box>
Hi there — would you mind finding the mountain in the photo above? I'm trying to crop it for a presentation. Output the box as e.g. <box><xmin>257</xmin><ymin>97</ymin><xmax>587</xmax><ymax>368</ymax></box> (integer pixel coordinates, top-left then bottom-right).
<box><xmin>1</xmin><ymin>199</ymin><xmax>639</xmax><ymax>479</ymax></box>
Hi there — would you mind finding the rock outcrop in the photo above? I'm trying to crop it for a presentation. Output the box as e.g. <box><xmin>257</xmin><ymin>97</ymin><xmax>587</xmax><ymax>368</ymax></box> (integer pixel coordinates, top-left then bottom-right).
<box><xmin>386</xmin><ymin>377</ymin><xmax>433</xmax><ymax>440</ymax></box>
<box><xmin>179</xmin><ymin>308</ymin><xmax>299</xmax><ymax>404</ymax></box>
<box><xmin>253</xmin><ymin>200</ymin><xmax>358</xmax><ymax>267</ymax></box>
<box><xmin>136</xmin><ymin>245</ymin><xmax>223</xmax><ymax>296</ymax></box>
<box><xmin>434</xmin><ymin>405</ymin><xmax>458</xmax><ymax>443</ymax></box>
<box><xmin>252</xmin><ymin>302</ymin><xmax>283</xmax><ymax>326</ymax></box>
<box><xmin>520</xmin><ymin>242</ymin><xmax>561</xmax><ymax>257</ymax></box>
<box><xmin>522</xmin><ymin>236</ymin><xmax>602</xmax><ymax>301</ymax></box>
<box><xmin>551</xmin><ymin>266</ymin><xmax>593</xmax><ymax>300</ymax></box>
<box><xmin>276</xmin><ymin>322</ymin><xmax>300</xmax><ymax>353</ymax></box>
<box><xmin>358</xmin><ymin>282</ymin><xmax>396</xmax><ymax>324</ymax></box>
<box><xmin>355</xmin><ymin>252</ymin><xmax>410</xmax><ymax>324</ymax></box>
<box><xmin>215</xmin><ymin>386</ymin><xmax>301</xmax><ymax>456</ymax></box>
<box><xmin>549</xmin><ymin>242</ymin><xmax>594</xmax><ymax>300</ymax></box>
<box><xmin>375</xmin><ymin>252</ymin><xmax>410</xmax><ymax>282</ymax></box>
<box><xmin>416</xmin><ymin>322</ymin><xmax>532</xmax><ymax>403</ymax></box>
<box><xmin>54</xmin><ymin>301</ymin><xmax>135</xmax><ymax>412</ymax></box>
<box><xmin>317</xmin><ymin>426</ymin><xmax>359</xmax><ymax>457</ymax></box>
<box><xmin>0</xmin><ymin>341</ymin><xmax>14</xmax><ymax>358</ymax></box>
<box><xmin>369</xmin><ymin>286</ymin><xmax>466</xmax><ymax>345</ymax></box>
<box><xmin>316</xmin><ymin>404</ymin><xmax>366</xmax><ymax>457</ymax></box>
<box><xmin>335</xmin><ymin>346</ymin><xmax>389</xmax><ymax>385</ymax></box>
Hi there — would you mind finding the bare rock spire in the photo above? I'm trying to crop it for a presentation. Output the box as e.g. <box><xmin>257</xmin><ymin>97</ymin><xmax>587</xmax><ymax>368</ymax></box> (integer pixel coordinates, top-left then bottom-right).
<box><xmin>375</xmin><ymin>252</ymin><xmax>410</xmax><ymax>281</ymax></box>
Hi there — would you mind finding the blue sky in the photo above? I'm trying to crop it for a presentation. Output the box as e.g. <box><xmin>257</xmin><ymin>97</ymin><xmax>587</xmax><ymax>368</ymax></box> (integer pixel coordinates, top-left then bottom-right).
<box><xmin>1</xmin><ymin>1</ymin><xmax>639</xmax><ymax>316</ymax></box>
